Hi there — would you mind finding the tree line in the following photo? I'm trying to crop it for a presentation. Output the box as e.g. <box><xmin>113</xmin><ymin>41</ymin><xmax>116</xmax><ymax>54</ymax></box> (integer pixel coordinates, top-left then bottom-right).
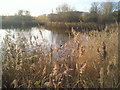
<box><xmin>1</xmin><ymin>10</ymin><xmax>44</xmax><ymax>28</ymax></box>
<box><xmin>37</xmin><ymin>1</ymin><xmax>120</xmax><ymax>24</ymax></box>
<box><xmin>1</xmin><ymin>1</ymin><xmax>120</xmax><ymax>28</ymax></box>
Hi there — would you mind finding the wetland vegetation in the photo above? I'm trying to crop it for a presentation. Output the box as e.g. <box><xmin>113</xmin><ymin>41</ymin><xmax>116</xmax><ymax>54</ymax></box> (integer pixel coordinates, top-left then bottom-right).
<box><xmin>0</xmin><ymin>1</ymin><xmax>120</xmax><ymax>89</ymax></box>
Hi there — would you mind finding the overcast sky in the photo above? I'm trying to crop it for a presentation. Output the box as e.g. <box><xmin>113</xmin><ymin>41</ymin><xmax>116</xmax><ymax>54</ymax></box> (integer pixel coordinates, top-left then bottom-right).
<box><xmin>0</xmin><ymin>0</ymin><xmax>119</xmax><ymax>16</ymax></box>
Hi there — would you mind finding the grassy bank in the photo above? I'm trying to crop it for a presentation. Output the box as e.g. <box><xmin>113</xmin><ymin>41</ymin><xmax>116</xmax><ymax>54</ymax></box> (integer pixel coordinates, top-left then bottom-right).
<box><xmin>1</xmin><ymin>24</ymin><xmax>119</xmax><ymax>88</ymax></box>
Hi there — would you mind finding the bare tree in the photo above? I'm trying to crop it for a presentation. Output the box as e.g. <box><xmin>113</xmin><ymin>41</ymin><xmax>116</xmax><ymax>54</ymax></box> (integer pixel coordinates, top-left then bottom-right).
<box><xmin>100</xmin><ymin>2</ymin><xmax>114</xmax><ymax>15</ymax></box>
<box><xmin>17</xmin><ymin>10</ymin><xmax>31</xmax><ymax>16</ymax></box>
<box><xmin>56</xmin><ymin>4</ymin><xmax>73</xmax><ymax>13</ymax></box>
<box><xmin>90</xmin><ymin>2</ymin><xmax>99</xmax><ymax>14</ymax></box>
<box><xmin>24</xmin><ymin>10</ymin><xmax>31</xmax><ymax>16</ymax></box>
<box><xmin>18</xmin><ymin>10</ymin><xmax>24</xmax><ymax>16</ymax></box>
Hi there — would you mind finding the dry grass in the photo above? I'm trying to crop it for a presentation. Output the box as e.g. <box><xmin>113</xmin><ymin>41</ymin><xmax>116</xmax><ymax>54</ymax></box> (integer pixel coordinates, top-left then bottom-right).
<box><xmin>1</xmin><ymin>24</ymin><xmax>119</xmax><ymax>88</ymax></box>
<box><xmin>45</xmin><ymin>22</ymin><xmax>105</xmax><ymax>32</ymax></box>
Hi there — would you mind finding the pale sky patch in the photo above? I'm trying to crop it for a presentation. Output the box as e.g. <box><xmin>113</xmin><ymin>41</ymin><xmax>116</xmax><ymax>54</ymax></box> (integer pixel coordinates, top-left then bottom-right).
<box><xmin>0</xmin><ymin>0</ymin><xmax>119</xmax><ymax>16</ymax></box>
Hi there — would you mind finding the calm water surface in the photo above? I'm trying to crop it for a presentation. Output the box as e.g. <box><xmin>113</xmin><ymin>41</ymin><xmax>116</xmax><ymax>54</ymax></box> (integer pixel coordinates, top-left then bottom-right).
<box><xmin>0</xmin><ymin>27</ymin><xmax>70</xmax><ymax>59</ymax></box>
<box><xmin>0</xmin><ymin>27</ymin><xmax>70</xmax><ymax>45</ymax></box>
<box><xmin>0</xmin><ymin>27</ymin><xmax>89</xmax><ymax>60</ymax></box>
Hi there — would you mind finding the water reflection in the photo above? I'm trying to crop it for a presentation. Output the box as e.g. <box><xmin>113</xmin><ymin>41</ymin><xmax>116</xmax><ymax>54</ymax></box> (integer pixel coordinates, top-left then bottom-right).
<box><xmin>0</xmin><ymin>30</ymin><xmax>6</xmax><ymax>42</ymax></box>
<box><xmin>0</xmin><ymin>27</ymin><xmax>70</xmax><ymax>60</ymax></box>
<box><xmin>0</xmin><ymin>27</ymin><xmax>70</xmax><ymax>47</ymax></box>
<box><xmin>0</xmin><ymin>27</ymin><xmax>89</xmax><ymax>60</ymax></box>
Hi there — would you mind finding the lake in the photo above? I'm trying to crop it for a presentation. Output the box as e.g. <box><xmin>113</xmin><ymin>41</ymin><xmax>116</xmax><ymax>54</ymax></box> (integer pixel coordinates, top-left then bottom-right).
<box><xmin>0</xmin><ymin>27</ymin><xmax>71</xmax><ymax>60</ymax></box>
<box><xmin>0</xmin><ymin>27</ymin><xmax>70</xmax><ymax>45</ymax></box>
<box><xmin>0</xmin><ymin>27</ymin><xmax>89</xmax><ymax>60</ymax></box>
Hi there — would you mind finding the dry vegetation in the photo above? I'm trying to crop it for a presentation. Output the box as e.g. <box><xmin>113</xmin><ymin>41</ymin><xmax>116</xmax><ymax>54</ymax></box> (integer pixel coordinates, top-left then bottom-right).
<box><xmin>1</xmin><ymin>24</ymin><xmax>119</xmax><ymax>88</ymax></box>
<box><xmin>45</xmin><ymin>22</ymin><xmax>105</xmax><ymax>31</ymax></box>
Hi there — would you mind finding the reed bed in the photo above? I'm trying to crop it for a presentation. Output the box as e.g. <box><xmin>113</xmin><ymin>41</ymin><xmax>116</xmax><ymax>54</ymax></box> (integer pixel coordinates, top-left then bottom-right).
<box><xmin>45</xmin><ymin>22</ymin><xmax>105</xmax><ymax>32</ymax></box>
<box><xmin>1</xmin><ymin>24</ymin><xmax>119</xmax><ymax>88</ymax></box>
